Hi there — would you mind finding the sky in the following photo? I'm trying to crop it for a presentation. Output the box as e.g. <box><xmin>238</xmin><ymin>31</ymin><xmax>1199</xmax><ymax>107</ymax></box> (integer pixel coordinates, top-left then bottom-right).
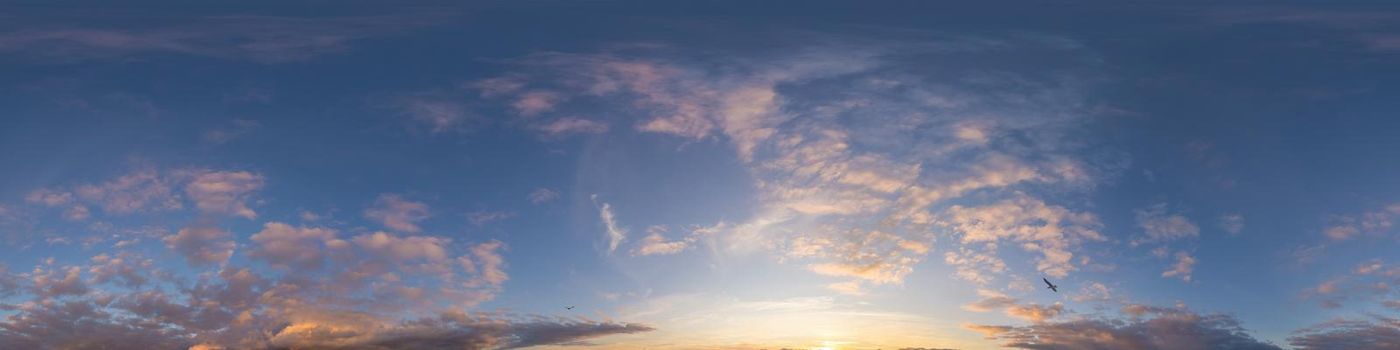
<box><xmin>1</xmin><ymin>1</ymin><xmax>1400</xmax><ymax>349</ymax></box>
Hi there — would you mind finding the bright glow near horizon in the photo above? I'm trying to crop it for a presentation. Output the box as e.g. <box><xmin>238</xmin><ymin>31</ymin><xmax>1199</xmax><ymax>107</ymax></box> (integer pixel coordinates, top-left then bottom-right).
<box><xmin>2</xmin><ymin>2</ymin><xmax>1400</xmax><ymax>350</ymax></box>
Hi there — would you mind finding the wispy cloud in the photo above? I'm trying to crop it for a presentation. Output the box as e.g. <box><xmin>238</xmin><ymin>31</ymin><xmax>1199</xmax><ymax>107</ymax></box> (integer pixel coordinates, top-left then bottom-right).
<box><xmin>527</xmin><ymin>188</ymin><xmax>559</xmax><ymax>204</ymax></box>
<box><xmin>202</xmin><ymin>119</ymin><xmax>261</xmax><ymax>145</ymax></box>
<box><xmin>460</xmin><ymin>39</ymin><xmax>1114</xmax><ymax>296</ymax></box>
<box><xmin>0</xmin><ymin>12</ymin><xmax>450</xmax><ymax>63</ymax></box>
<box><xmin>1133</xmin><ymin>203</ymin><xmax>1200</xmax><ymax>246</ymax></box>
<box><xmin>1323</xmin><ymin>203</ymin><xmax>1400</xmax><ymax>240</ymax></box>
<box><xmin>1161</xmin><ymin>251</ymin><xmax>1197</xmax><ymax>282</ymax></box>
<box><xmin>592</xmin><ymin>195</ymin><xmax>627</xmax><ymax>255</ymax></box>
<box><xmin>364</xmin><ymin>194</ymin><xmax>430</xmax><ymax>233</ymax></box>
<box><xmin>1220</xmin><ymin>213</ymin><xmax>1245</xmax><ymax>235</ymax></box>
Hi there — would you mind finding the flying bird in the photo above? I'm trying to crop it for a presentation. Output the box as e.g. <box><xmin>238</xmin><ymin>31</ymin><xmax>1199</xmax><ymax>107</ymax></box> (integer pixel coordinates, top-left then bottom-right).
<box><xmin>1043</xmin><ymin>278</ymin><xmax>1059</xmax><ymax>293</ymax></box>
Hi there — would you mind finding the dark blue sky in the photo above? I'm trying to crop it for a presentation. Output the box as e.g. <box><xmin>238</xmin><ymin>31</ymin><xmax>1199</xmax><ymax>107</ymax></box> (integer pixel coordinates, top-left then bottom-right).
<box><xmin>1</xmin><ymin>2</ymin><xmax>1398</xmax><ymax>349</ymax></box>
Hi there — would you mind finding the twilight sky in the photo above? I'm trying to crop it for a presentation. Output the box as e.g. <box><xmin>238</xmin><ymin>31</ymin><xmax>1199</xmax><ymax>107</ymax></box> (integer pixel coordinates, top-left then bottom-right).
<box><xmin>2</xmin><ymin>1</ymin><xmax>1400</xmax><ymax>349</ymax></box>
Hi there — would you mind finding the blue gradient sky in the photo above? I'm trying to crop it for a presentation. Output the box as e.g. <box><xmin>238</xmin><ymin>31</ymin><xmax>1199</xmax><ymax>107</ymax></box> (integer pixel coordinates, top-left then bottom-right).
<box><xmin>2</xmin><ymin>2</ymin><xmax>1400</xmax><ymax>349</ymax></box>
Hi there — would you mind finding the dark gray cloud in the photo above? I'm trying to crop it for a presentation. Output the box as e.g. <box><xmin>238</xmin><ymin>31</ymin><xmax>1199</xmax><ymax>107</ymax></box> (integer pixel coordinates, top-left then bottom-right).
<box><xmin>316</xmin><ymin>314</ymin><xmax>655</xmax><ymax>350</ymax></box>
<box><xmin>1289</xmin><ymin>316</ymin><xmax>1400</xmax><ymax>350</ymax></box>
<box><xmin>0</xmin><ymin>300</ymin><xmax>195</xmax><ymax>350</ymax></box>
<box><xmin>969</xmin><ymin>307</ymin><xmax>1280</xmax><ymax>350</ymax></box>
<box><xmin>1</xmin><ymin>299</ymin><xmax>652</xmax><ymax>350</ymax></box>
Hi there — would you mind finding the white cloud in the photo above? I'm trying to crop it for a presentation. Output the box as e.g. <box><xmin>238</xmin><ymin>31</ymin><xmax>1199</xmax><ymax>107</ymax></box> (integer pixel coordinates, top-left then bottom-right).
<box><xmin>88</xmin><ymin>252</ymin><xmax>153</xmax><ymax>288</ymax></box>
<box><xmin>1161</xmin><ymin>251</ymin><xmax>1196</xmax><ymax>282</ymax></box>
<box><xmin>942</xmin><ymin>195</ymin><xmax>1105</xmax><ymax>278</ymax></box>
<box><xmin>536</xmin><ymin>117</ymin><xmax>609</xmax><ymax>136</ymax></box>
<box><xmin>470</xmin><ymin>39</ymin><xmax>1111</xmax><ymax>294</ymax></box>
<box><xmin>1325</xmin><ymin>225</ymin><xmax>1359</xmax><ymax>240</ymax></box>
<box><xmin>74</xmin><ymin>169</ymin><xmax>182</xmax><ymax>215</ymax></box>
<box><xmin>249</xmin><ymin>222</ymin><xmax>344</xmax><ymax>270</ymax></box>
<box><xmin>31</xmin><ymin>265</ymin><xmax>88</xmax><ymax>298</ymax></box>
<box><xmin>592</xmin><ymin>195</ymin><xmax>627</xmax><ymax>255</ymax></box>
<box><xmin>163</xmin><ymin>226</ymin><xmax>235</xmax><ymax>265</ymax></box>
<box><xmin>62</xmin><ymin>205</ymin><xmax>90</xmax><ymax>221</ymax></box>
<box><xmin>1133</xmin><ymin>203</ymin><xmax>1200</xmax><ymax>245</ymax></box>
<box><xmin>399</xmin><ymin>97</ymin><xmax>469</xmax><ymax>133</ymax></box>
<box><xmin>352</xmin><ymin>232</ymin><xmax>450</xmax><ymax>262</ymax></box>
<box><xmin>512</xmin><ymin>90</ymin><xmax>562</xmax><ymax>116</ymax></box>
<box><xmin>468</xmin><ymin>240</ymin><xmax>508</xmax><ymax>287</ymax></box>
<box><xmin>963</xmin><ymin>290</ymin><xmax>1064</xmax><ymax>322</ymax></box>
<box><xmin>634</xmin><ymin>232</ymin><xmax>689</xmax><ymax>256</ymax></box>
<box><xmin>24</xmin><ymin>188</ymin><xmax>73</xmax><ymax>207</ymax></box>
<box><xmin>184</xmin><ymin>170</ymin><xmax>264</xmax><ymax>219</ymax></box>
<box><xmin>364</xmin><ymin>194</ymin><xmax>430</xmax><ymax>233</ymax></box>
<box><xmin>1073</xmin><ymin>282</ymin><xmax>1114</xmax><ymax>302</ymax></box>
<box><xmin>1323</xmin><ymin>203</ymin><xmax>1400</xmax><ymax>240</ymax></box>
<box><xmin>528</xmin><ymin>188</ymin><xmax>559</xmax><ymax>204</ymax></box>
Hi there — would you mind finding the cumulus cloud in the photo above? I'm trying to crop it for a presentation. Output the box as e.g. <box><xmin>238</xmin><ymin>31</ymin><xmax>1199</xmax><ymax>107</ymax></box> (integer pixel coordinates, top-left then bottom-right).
<box><xmin>1301</xmin><ymin>258</ymin><xmax>1400</xmax><ymax>309</ymax></box>
<box><xmin>365</xmin><ymin>194</ymin><xmax>431</xmax><ymax>233</ymax></box>
<box><xmin>31</xmin><ymin>266</ymin><xmax>88</xmax><ymax>298</ymax></box>
<box><xmin>62</xmin><ymin>205</ymin><xmax>90</xmax><ymax>221</ymax></box>
<box><xmin>20</xmin><ymin>168</ymin><xmax>264</xmax><ymax>225</ymax></box>
<box><xmin>942</xmin><ymin>195</ymin><xmax>1105</xmax><ymax>279</ymax></box>
<box><xmin>466</xmin><ymin>240</ymin><xmax>508</xmax><ymax>287</ymax></box>
<box><xmin>0</xmin><ymin>222</ymin><xmax>607</xmax><ymax>350</ymax></box>
<box><xmin>1073</xmin><ymin>282</ymin><xmax>1114</xmax><ymax>302</ymax></box>
<box><xmin>1323</xmin><ymin>203</ymin><xmax>1400</xmax><ymax>240</ymax></box>
<box><xmin>164</xmin><ymin>226</ymin><xmax>235</xmax><ymax>265</ymax></box>
<box><xmin>963</xmin><ymin>290</ymin><xmax>1064</xmax><ymax>322</ymax></box>
<box><xmin>1162</xmin><ymin>251</ymin><xmax>1197</xmax><ymax>282</ymax></box>
<box><xmin>184</xmin><ymin>170</ymin><xmax>264</xmax><ymax>219</ymax></box>
<box><xmin>73</xmin><ymin>169</ymin><xmax>183</xmax><ymax>215</ymax></box>
<box><xmin>87</xmin><ymin>252</ymin><xmax>153</xmax><ymax>288</ymax></box>
<box><xmin>944</xmin><ymin>248</ymin><xmax>1007</xmax><ymax>285</ymax></box>
<box><xmin>803</xmin><ymin>229</ymin><xmax>931</xmax><ymax>285</ymax></box>
<box><xmin>1005</xmin><ymin>303</ymin><xmax>1065</xmax><ymax>323</ymax></box>
<box><xmin>968</xmin><ymin>307</ymin><xmax>1280</xmax><ymax>350</ymax></box>
<box><xmin>24</xmin><ymin>188</ymin><xmax>72</xmax><ymax>207</ymax></box>
<box><xmin>461</xmin><ymin>37</ymin><xmax>1112</xmax><ymax>294</ymax></box>
<box><xmin>353</xmin><ymin>231</ymin><xmax>450</xmax><ymax>262</ymax></box>
<box><xmin>249</xmin><ymin>222</ymin><xmax>344</xmax><ymax>270</ymax></box>
<box><xmin>962</xmin><ymin>290</ymin><xmax>1017</xmax><ymax>312</ymax></box>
